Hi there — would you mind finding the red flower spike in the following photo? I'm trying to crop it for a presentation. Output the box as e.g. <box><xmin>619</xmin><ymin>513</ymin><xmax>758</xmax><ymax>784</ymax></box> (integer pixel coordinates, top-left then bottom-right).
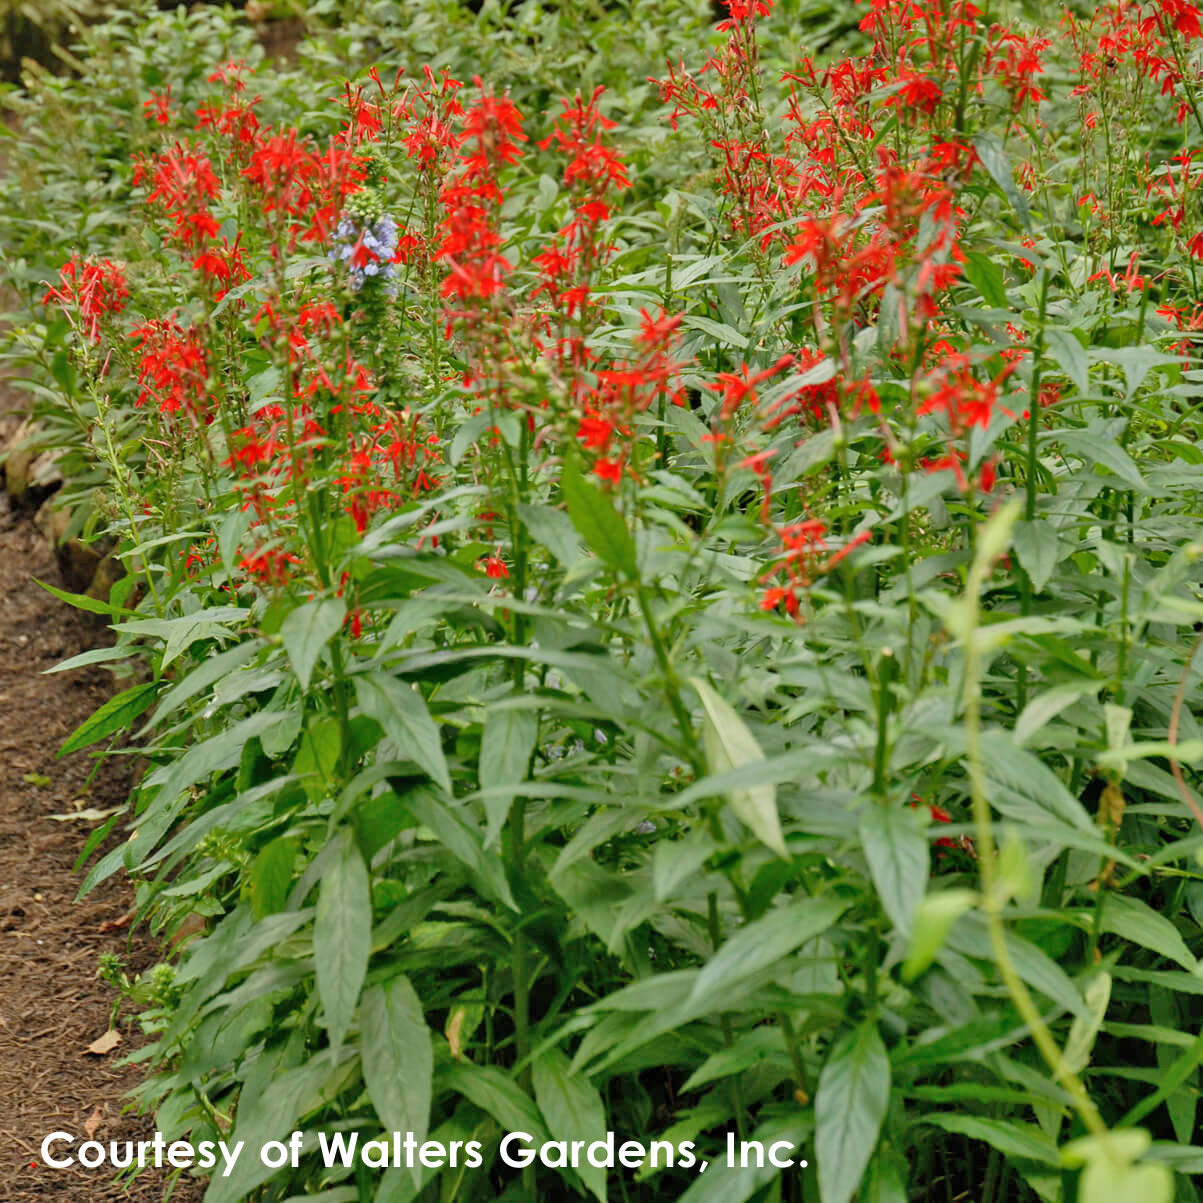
<box><xmin>42</xmin><ymin>257</ymin><xmax>128</xmax><ymax>343</ymax></box>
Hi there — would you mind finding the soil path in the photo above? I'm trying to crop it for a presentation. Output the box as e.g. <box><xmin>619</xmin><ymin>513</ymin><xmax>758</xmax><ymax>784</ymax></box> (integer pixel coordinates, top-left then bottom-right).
<box><xmin>0</xmin><ymin>404</ymin><xmax>203</xmax><ymax>1200</ymax></box>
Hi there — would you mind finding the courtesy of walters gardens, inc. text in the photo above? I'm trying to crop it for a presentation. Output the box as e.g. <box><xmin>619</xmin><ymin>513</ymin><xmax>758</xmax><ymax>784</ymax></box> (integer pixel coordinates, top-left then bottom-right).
<box><xmin>39</xmin><ymin>1128</ymin><xmax>809</xmax><ymax>1177</ymax></box>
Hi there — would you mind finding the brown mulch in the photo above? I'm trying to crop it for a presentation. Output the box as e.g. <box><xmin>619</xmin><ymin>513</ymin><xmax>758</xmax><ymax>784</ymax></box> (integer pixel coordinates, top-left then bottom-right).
<box><xmin>0</xmin><ymin>13</ymin><xmax>309</xmax><ymax>1198</ymax></box>
<box><xmin>0</xmin><ymin>416</ymin><xmax>204</xmax><ymax>1199</ymax></box>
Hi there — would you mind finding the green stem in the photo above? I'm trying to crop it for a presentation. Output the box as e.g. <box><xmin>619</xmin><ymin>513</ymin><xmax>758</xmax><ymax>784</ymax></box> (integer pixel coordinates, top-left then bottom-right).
<box><xmin>636</xmin><ymin>585</ymin><xmax>704</xmax><ymax>773</ymax></box>
<box><xmin>872</xmin><ymin>648</ymin><xmax>896</xmax><ymax>800</ymax></box>
<box><xmin>708</xmin><ymin>891</ymin><xmax>747</xmax><ymax>1141</ymax></box>
<box><xmin>962</xmin><ymin>504</ymin><xmax>1107</xmax><ymax>1140</ymax></box>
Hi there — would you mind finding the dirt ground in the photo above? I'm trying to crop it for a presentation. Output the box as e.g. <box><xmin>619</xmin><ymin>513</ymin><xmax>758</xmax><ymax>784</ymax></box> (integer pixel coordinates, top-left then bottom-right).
<box><xmin>0</xmin><ymin>17</ymin><xmax>311</xmax><ymax>1199</ymax></box>
<box><xmin>0</xmin><ymin>402</ymin><xmax>204</xmax><ymax>1199</ymax></box>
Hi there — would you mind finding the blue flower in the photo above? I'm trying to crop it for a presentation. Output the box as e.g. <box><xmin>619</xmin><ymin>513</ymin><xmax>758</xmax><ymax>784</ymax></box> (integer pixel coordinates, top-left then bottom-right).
<box><xmin>329</xmin><ymin>213</ymin><xmax>400</xmax><ymax>291</ymax></box>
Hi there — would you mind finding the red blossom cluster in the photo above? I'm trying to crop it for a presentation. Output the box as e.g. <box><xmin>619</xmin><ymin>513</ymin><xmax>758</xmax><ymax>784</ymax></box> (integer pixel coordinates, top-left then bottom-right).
<box><xmin>574</xmin><ymin>308</ymin><xmax>687</xmax><ymax>484</ymax></box>
<box><xmin>759</xmin><ymin>350</ymin><xmax>880</xmax><ymax>432</ymax></box>
<box><xmin>195</xmin><ymin>61</ymin><xmax>262</xmax><ymax>157</ymax></box>
<box><xmin>1065</xmin><ymin>0</ymin><xmax>1203</xmax><ymax>126</ymax></box>
<box><xmin>130</xmin><ymin>319</ymin><xmax>210</xmax><ymax>419</ymax></box>
<box><xmin>655</xmin><ymin>2</ymin><xmax>794</xmax><ymax>251</ymax></box>
<box><xmin>42</xmin><ymin>256</ymin><xmax>128</xmax><ymax>343</ymax></box>
<box><xmin>137</xmin><ymin>60</ymin><xmax>367</xmax><ymax>267</ymax></box>
<box><xmin>759</xmin><ymin>519</ymin><xmax>872</xmax><ymax>618</ymax></box>
<box><xmin>395</xmin><ymin>67</ymin><xmax>466</xmax><ymax>167</ymax></box>
<box><xmin>143</xmin><ymin>88</ymin><xmax>172</xmax><ymax>126</ymax></box>
<box><xmin>192</xmin><ymin>236</ymin><xmax>252</xmax><ymax>299</ymax></box>
<box><xmin>135</xmin><ymin>141</ymin><xmax>223</xmax><ymax>248</ymax></box>
<box><xmin>438</xmin><ymin>82</ymin><xmax>526</xmax><ymax>304</ymax></box>
<box><xmin>533</xmin><ymin>87</ymin><xmax>630</xmax><ymax>320</ymax></box>
<box><xmin>335</xmin><ymin>411</ymin><xmax>443</xmax><ymax>535</ymax></box>
<box><xmin>223</xmin><ymin>293</ymin><xmax>442</xmax><ymax>570</ymax></box>
<box><xmin>117</xmin><ymin>61</ymin><xmax>464</xmax><ymax>590</ymax></box>
<box><xmin>242</xmin><ymin>131</ymin><xmax>367</xmax><ymax>248</ymax></box>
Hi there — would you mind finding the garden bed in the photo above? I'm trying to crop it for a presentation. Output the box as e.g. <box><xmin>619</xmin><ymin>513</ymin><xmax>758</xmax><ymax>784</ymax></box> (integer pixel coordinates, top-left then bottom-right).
<box><xmin>4</xmin><ymin>1</ymin><xmax>1203</xmax><ymax>1202</ymax></box>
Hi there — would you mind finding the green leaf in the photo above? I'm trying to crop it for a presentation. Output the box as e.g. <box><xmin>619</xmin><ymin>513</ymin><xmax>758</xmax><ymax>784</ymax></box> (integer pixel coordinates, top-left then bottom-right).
<box><xmin>249</xmin><ymin>836</ymin><xmax>297</xmax><ymax>919</ymax></box>
<box><xmin>859</xmin><ymin>803</ymin><xmax>927</xmax><ymax>937</ymax></box>
<box><xmin>516</xmin><ymin>502</ymin><xmax>584</xmax><ymax>566</ymax></box>
<box><xmin>815</xmin><ymin>1023</ymin><xmax>891</xmax><ymax>1203</ymax></box>
<box><xmin>441</xmin><ymin>1062</ymin><xmax>548</xmax><ymax>1140</ymax></box>
<box><xmin>315</xmin><ymin>831</ymin><xmax>372</xmax><ymax>1051</ymax></box>
<box><xmin>653</xmin><ymin>828</ymin><xmax>715</xmax><ymax>901</ymax></box>
<box><xmin>44</xmin><ymin>645</ymin><xmax>135</xmax><ymax>674</ymax></box>
<box><xmin>1149</xmin><ymin>988</ymin><xmax>1198</xmax><ymax>1143</ymax></box>
<box><xmin>1100</xmin><ymin>894</ymin><xmax>1199</xmax><ymax>973</ymax></box>
<box><xmin>1014</xmin><ymin>681</ymin><xmax>1102</xmax><ymax>747</ymax></box>
<box><xmin>1011</xmin><ymin>520</ymin><xmax>1060</xmax><ymax>593</ymax></box>
<box><xmin>680</xmin><ymin>1028</ymin><xmax>783</xmax><ymax>1093</ymax></box>
<box><xmin>675</xmin><ymin>1114</ymin><xmax>810</xmax><ymax>1203</ymax></box>
<box><xmin>972</xmin><ymin>132</ymin><xmax>1031</xmax><ymax>229</ymax></box>
<box><xmin>682</xmin><ymin>313</ymin><xmax>748</xmax><ymax>348</ymax></box>
<box><xmin>294</xmin><ymin>717</ymin><xmax>343</xmax><ymax>800</ymax></box>
<box><xmin>1095</xmin><ymin>345</ymin><xmax>1179</xmax><ymax>395</ymax></box>
<box><xmin>901</xmin><ymin>889</ymin><xmax>976</xmax><ymax>980</ymax></box>
<box><xmin>863</xmin><ymin>1157</ymin><xmax>908</xmax><ymax>1203</ymax></box>
<box><xmin>142</xmin><ymin>640</ymin><xmax>263</xmax><ymax>732</ymax></box>
<box><xmin>688</xmin><ymin>896</ymin><xmax>848</xmax><ymax>1005</ymax></box>
<box><xmin>925</xmin><ymin>1114</ymin><xmax>1058</xmax><ymax>1165</ymax></box>
<box><xmin>1063</xmin><ymin>972</ymin><xmax>1111</xmax><ymax>1076</ymax></box>
<box><xmin>1058</xmin><ymin>430</ymin><xmax>1147</xmax><ymax>491</ymax></box>
<box><xmin>205</xmin><ymin>1049</ymin><xmax>352</xmax><ymax>1203</ymax></box>
<box><xmin>33</xmin><ymin>575</ymin><xmax>135</xmax><ymax>618</ymax></box>
<box><xmin>949</xmin><ymin>914</ymin><xmax>1091</xmax><ymax>1021</ymax></box>
<box><xmin>449</xmin><ymin>411</ymin><xmax>491</xmax><ymax>465</ymax></box>
<box><xmin>1045</xmin><ymin>328</ymin><xmax>1089</xmax><ymax>395</ymax></box>
<box><xmin>355</xmin><ymin>671</ymin><xmax>451</xmax><ymax>793</ymax></box>
<box><xmin>58</xmin><ymin>681</ymin><xmax>158</xmax><ymax>757</ymax></box>
<box><xmin>479</xmin><ymin>706</ymin><xmax>537</xmax><ymax>848</ymax></box>
<box><xmin>280</xmin><ymin>597</ymin><xmax>346</xmax><ymax>691</ymax></box>
<box><xmin>979</xmin><ymin>732</ymin><xmax>1093</xmax><ymax>831</ymax></box>
<box><xmin>690</xmin><ymin>677</ymin><xmax>785</xmax><ymax>857</ymax></box>
<box><xmin>361</xmin><ymin>976</ymin><xmax>432</xmax><ymax>1145</ymax></box>
<box><xmin>533</xmin><ymin>1050</ymin><xmax>607</xmax><ymax>1202</ymax></box>
<box><xmin>963</xmin><ymin>250</ymin><xmax>1008</xmax><ymax>308</ymax></box>
<box><xmin>560</xmin><ymin>458</ymin><xmax>637</xmax><ymax>577</ymax></box>
<box><xmin>403</xmin><ymin>786</ymin><xmax>516</xmax><ymax>910</ymax></box>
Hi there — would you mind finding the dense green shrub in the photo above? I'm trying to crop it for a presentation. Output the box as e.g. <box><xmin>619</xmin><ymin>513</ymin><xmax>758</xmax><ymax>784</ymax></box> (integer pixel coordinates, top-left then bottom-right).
<box><xmin>7</xmin><ymin>2</ymin><xmax>1203</xmax><ymax>1201</ymax></box>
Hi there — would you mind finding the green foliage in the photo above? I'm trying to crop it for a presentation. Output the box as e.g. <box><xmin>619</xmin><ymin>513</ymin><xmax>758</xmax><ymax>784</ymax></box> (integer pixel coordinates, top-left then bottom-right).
<box><xmin>8</xmin><ymin>1</ymin><xmax>1203</xmax><ymax>1202</ymax></box>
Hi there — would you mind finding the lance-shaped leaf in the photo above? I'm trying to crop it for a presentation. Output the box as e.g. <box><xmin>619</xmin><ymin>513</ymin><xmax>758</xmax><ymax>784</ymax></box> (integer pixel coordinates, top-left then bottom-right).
<box><xmin>355</xmin><ymin>670</ymin><xmax>450</xmax><ymax>793</ymax></box>
<box><xmin>361</xmin><ymin>975</ymin><xmax>432</xmax><ymax>1145</ymax></box>
<box><xmin>533</xmin><ymin>1050</ymin><xmax>607</xmax><ymax>1201</ymax></box>
<box><xmin>315</xmin><ymin>830</ymin><xmax>371</xmax><ymax>1052</ymax></box>
<box><xmin>688</xmin><ymin>896</ymin><xmax>848</xmax><ymax>1005</ymax></box>
<box><xmin>815</xmin><ymin>1023</ymin><xmax>891</xmax><ymax>1203</ymax></box>
<box><xmin>690</xmin><ymin>677</ymin><xmax>786</xmax><ymax>857</ymax></box>
<box><xmin>58</xmin><ymin>680</ymin><xmax>158</xmax><ymax>757</ymax></box>
<box><xmin>561</xmin><ymin>457</ymin><xmax>637</xmax><ymax>578</ymax></box>
<box><xmin>280</xmin><ymin>596</ymin><xmax>346</xmax><ymax>690</ymax></box>
<box><xmin>479</xmin><ymin>705</ymin><xmax>537</xmax><ymax>848</ymax></box>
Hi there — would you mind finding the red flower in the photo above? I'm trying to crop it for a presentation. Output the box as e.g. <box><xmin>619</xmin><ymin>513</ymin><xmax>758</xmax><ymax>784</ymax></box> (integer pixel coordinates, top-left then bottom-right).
<box><xmin>706</xmin><ymin>354</ymin><xmax>794</xmax><ymax>421</ymax></box>
<box><xmin>578</xmin><ymin>414</ymin><xmax>614</xmax><ymax>451</ymax></box>
<box><xmin>758</xmin><ymin>520</ymin><xmax>871</xmax><ymax>622</ymax></box>
<box><xmin>191</xmin><ymin>235</ymin><xmax>251</xmax><ymax>299</ymax></box>
<box><xmin>239</xmin><ymin>547</ymin><xmax>301</xmax><ymax>585</ymax></box>
<box><xmin>437</xmin><ymin>84</ymin><xmax>526</xmax><ymax>304</ymax></box>
<box><xmin>143</xmin><ymin>88</ymin><xmax>173</xmax><ymax>126</ymax></box>
<box><xmin>130</xmin><ymin>319</ymin><xmax>210</xmax><ymax>418</ymax></box>
<box><xmin>593</xmin><ymin>457</ymin><xmax>622</xmax><ymax>483</ymax></box>
<box><xmin>42</xmin><ymin>257</ymin><xmax>128</xmax><ymax>343</ymax></box>
<box><xmin>1159</xmin><ymin>0</ymin><xmax>1203</xmax><ymax>40</ymax></box>
<box><xmin>139</xmin><ymin>141</ymin><xmax>222</xmax><ymax>249</ymax></box>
